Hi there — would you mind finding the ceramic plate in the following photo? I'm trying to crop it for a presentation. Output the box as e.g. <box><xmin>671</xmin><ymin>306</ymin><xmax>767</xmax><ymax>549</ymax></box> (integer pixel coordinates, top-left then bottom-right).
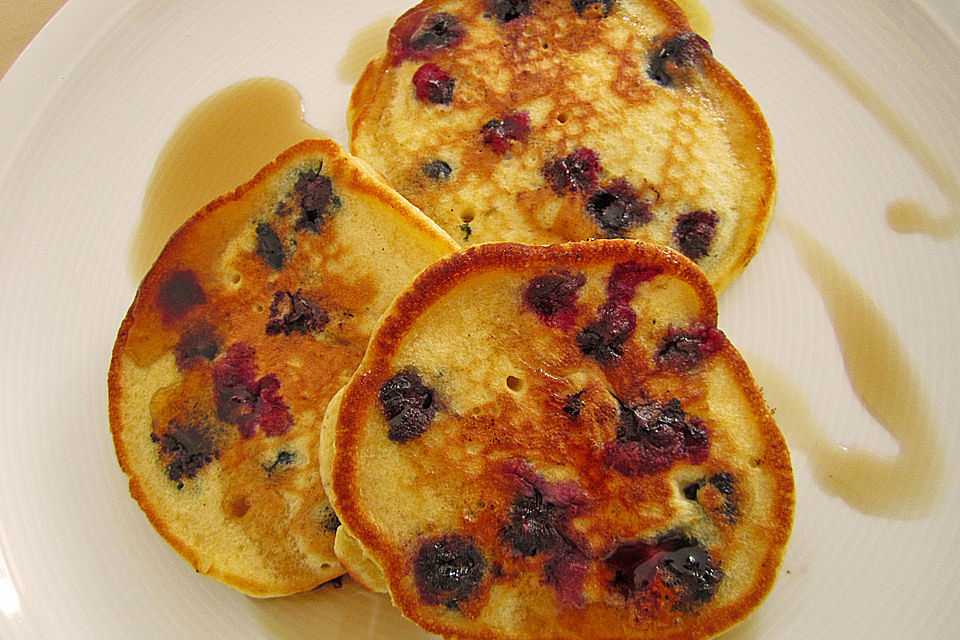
<box><xmin>1</xmin><ymin>0</ymin><xmax>958</xmax><ymax>638</ymax></box>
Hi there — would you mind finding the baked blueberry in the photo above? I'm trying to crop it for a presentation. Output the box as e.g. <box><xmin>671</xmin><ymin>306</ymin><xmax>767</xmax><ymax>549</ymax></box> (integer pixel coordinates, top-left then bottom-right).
<box><xmin>673</xmin><ymin>209</ymin><xmax>719</xmax><ymax>261</ymax></box>
<box><xmin>413</xmin><ymin>534</ymin><xmax>486</xmax><ymax>607</ymax></box>
<box><xmin>522</xmin><ymin>271</ymin><xmax>586</xmax><ymax>329</ymax></box>
<box><xmin>541</xmin><ymin>148</ymin><xmax>601</xmax><ymax>196</ymax></box>
<box><xmin>255</xmin><ymin>222</ymin><xmax>286</xmax><ymax>270</ymax></box>
<box><xmin>379</xmin><ymin>370</ymin><xmax>439</xmax><ymax>443</ymax></box>
<box><xmin>481</xmin><ymin>112</ymin><xmax>530</xmax><ymax>154</ymax></box>
<box><xmin>156</xmin><ymin>270</ymin><xmax>205</xmax><ymax>323</ymax></box>
<box><xmin>648</xmin><ymin>32</ymin><xmax>712</xmax><ymax>87</ymax></box>
<box><xmin>413</xmin><ymin>63</ymin><xmax>456</xmax><ymax>105</ymax></box>
<box><xmin>265</xmin><ymin>290</ymin><xmax>328</xmax><ymax>336</ymax></box>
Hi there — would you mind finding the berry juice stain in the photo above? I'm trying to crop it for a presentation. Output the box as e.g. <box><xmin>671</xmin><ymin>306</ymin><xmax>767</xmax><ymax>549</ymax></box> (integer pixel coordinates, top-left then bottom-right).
<box><xmin>130</xmin><ymin>77</ymin><xmax>324</xmax><ymax>283</ymax></box>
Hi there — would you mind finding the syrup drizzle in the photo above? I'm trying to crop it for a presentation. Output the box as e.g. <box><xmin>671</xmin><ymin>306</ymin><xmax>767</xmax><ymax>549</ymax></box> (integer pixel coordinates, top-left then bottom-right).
<box><xmin>130</xmin><ymin>78</ymin><xmax>323</xmax><ymax>283</ymax></box>
<box><xmin>336</xmin><ymin>15</ymin><xmax>398</xmax><ymax>84</ymax></box>
<box><xmin>754</xmin><ymin>217</ymin><xmax>944</xmax><ymax>518</ymax></box>
<box><xmin>741</xmin><ymin>0</ymin><xmax>960</xmax><ymax>239</ymax></box>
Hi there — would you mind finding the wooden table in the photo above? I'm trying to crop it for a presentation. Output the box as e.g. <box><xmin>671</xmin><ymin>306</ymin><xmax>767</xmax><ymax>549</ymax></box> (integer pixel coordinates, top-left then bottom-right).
<box><xmin>1</xmin><ymin>0</ymin><xmax>69</xmax><ymax>80</ymax></box>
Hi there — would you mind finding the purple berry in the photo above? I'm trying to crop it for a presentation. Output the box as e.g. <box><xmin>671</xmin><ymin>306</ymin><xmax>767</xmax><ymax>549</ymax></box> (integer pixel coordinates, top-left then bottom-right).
<box><xmin>151</xmin><ymin>419</ymin><xmax>220</xmax><ymax>488</ymax></box>
<box><xmin>156</xmin><ymin>270</ymin><xmax>205</xmax><ymax>323</ymax></box>
<box><xmin>490</xmin><ymin>0</ymin><xmax>534</xmax><ymax>22</ymax></box>
<box><xmin>576</xmin><ymin>301</ymin><xmax>636</xmax><ymax>364</ymax></box>
<box><xmin>562</xmin><ymin>390</ymin><xmax>585</xmax><ymax>417</ymax></box>
<box><xmin>266</xmin><ymin>290</ymin><xmax>328</xmax><ymax>336</ymax></box>
<box><xmin>174</xmin><ymin>321</ymin><xmax>220</xmax><ymax>370</ymax></box>
<box><xmin>388</xmin><ymin>9</ymin><xmax>466</xmax><ymax>65</ymax></box>
<box><xmin>604</xmin><ymin>397</ymin><xmax>709</xmax><ymax>477</ymax></box>
<box><xmin>522</xmin><ymin>271</ymin><xmax>586</xmax><ymax>330</ymax></box>
<box><xmin>422</xmin><ymin>160</ymin><xmax>453</xmax><ymax>180</ymax></box>
<box><xmin>656</xmin><ymin>323</ymin><xmax>723</xmax><ymax>371</ymax></box>
<box><xmin>255</xmin><ymin>222</ymin><xmax>285</xmax><ymax>270</ymax></box>
<box><xmin>577</xmin><ymin>262</ymin><xmax>661</xmax><ymax>365</ymax></box>
<box><xmin>481</xmin><ymin>112</ymin><xmax>530</xmax><ymax>154</ymax></box>
<box><xmin>648</xmin><ymin>32</ymin><xmax>713</xmax><ymax>87</ymax></box>
<box><xmin>572</xmin><ymin>0</ymin><xmax>616</xmax><ymax>18</ymax></box>
<box><xmin>586</xmin><ymin>179</ymin><xmax>652</xmax><ymax>236</ymax></box>
<box><xmin>413</xmin><ymin>535</ymin><xmax>486</xmax><ymax>607</ymax></box>
<box><xmin>211</xmin><ymin>343</ymin><xmax>293</xmax><ymax>438</ymax></box>
<box><xmin>413</xmin><ymin>63</ymin><xmax>455</xmax><ymax>105</ymax></box>
<box><xmin>294</xmin><ymin>169</ymin><xmax>334</xmax><ymax>233</ymax></box>
<box><xmin>409</xmin><ymin>13</ymin><xmax>465</xmax><ymax>53</ymax></box>
<box><xmin>673</xmin><ymin>209</ymin><xmax>719</xmax><ymax>261</ymax></box>
<box><xmin>541</xmin><ymin>148</ymin><xmax>601</xmax><ymax>196</ymax></box>
<box><xmin>379</xmin><ymin>370</ymin><xmax>438</xmax><ymax>443</ymax></box>
<box><xmin>604</xmin><ymin>532</ymin><xmax>722</xmax><ymax>608</ymax></box>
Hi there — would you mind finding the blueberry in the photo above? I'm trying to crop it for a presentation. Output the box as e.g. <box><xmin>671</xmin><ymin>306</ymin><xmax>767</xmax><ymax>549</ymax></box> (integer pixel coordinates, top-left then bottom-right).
<box><xmin>294</xmin><ymin>169</ymin><xmax>334</xmax><ymax>233</ymax></box>
<box><xmin>541</xmin><ymin>148</ymin><xmax>601</xmax><ymax>196</ymax></box>
<box><xmin>673</xmin><ymin>209</ymin><xmax>719</xmax><ymax>261</ymax></box>
<box><xmin>522</xmin><ymin>271</ymin><xmax>586</xmax><ymax>329</ymax></box>
<box><xmin>379</xmin><ymin>370</ymin><xmax>438</xmax><ymax>443</ymax></box>
<box><xmin>410</xmin><ymin>13</ymin><xmax>465</xmax><ymax>53</ymax></box>
<box><xmin>156</xmin><ymin>270</ymin><xmax>205</xmax><ymax>323</ymax></box>
<box><xmin>648</xmin><ymin>32</ymin><xmax>712</xmax><ymax>87</ymax></box>
<box><xmin>576</xmin><ymin>301</ymin><xmax>636</xmax><ymax>364</ymax></box>
<box><xmin>571</xmin><ymin>0</ymin><xmax>616</xmax><ymax>18</ymax></box>
<box><xmin>490</xmin><ymin>0</ymin><xmax>534</xmax><ymax>23</ymax></box>
<box><xmin>586</xmin><ymin>179</ymin><xmax>652</xmax><ymax>236</ymax></box>
<box><xmin>174</xmin><ymin>321</ymin><xmax>220</xmax><ymax>370</ymax></box>
<box><xmin>604</xmin><ymin>532</ymin><xmax>722</xmax><ymax>608</ymax></box>
<box><xmin>656</xmin><ymin>323</ymin><xmax>723</xmax><ymax>371</ymax></box>
<box><xmin>151</xmin><ymin>419</ymin><xmax>220</xmax><ymax>487</ymax></box>
<box><xmin>605</xmin><ymin>397</ymin><xmax>710</xmax><ymax>476</ymax></box>
<box><xmin>501</xmin><ymin>487</ymin><xmax>563</xmax><ymax>557</ymax></box>
<box><xmin>255</xmin><ymin>222</ymin><xmax>285</xmax><ymax>270</ymax></box>
<box><xmin>413</xmin><ymin>535</ymin><xmax>486</xmax><ymax>607</ymax></box>
<box><xmin>413</xmin><ymin>63</ymin><xmax>455</xmax><ymax>105</ymax></box>
<box><xmin>422</xmin><ymin>160</ymin><xmax>453</xmax><ymax>181</ymax></box>
<box><xmin>211</xmin><ymin>343</ymin><xmax>293</xmax><ymax>438</ymax></box>
<box><xmin>265</xmin><ymin>290</ymin><xmax>328</xmax><ymax>336</ymax></box>
<box><xmin>481</xmin><ymin>112</ymin><xmax>530</xmax><ymax>154</ymax></box>
<box><xmin>562</xmin><ymin>391</ymin><xmax>585</xmax><ymax>417</ymax></box>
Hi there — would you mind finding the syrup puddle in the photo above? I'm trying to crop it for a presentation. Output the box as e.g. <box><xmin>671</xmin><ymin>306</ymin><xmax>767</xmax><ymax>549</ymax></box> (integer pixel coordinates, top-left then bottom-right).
<box><xmin>336</xmin><ymin>15</ymin><xmax>397</xmax><ymax>84</ymax></box>
<box><xmin>673</xmin><ymin>0</ymin><xmax>715</xmax><ymax>41</ymax></box>
<box><xmin>752</xmin><ymin>217</ymin><xmax>944</xmax><ymax>518</ymax></box>
<box><xmin>130</xmin><ymin>77</ymin><xmax>324</xmax><ymax>283</ymax></box>
<box><xmin>742</xmin><ymin>0</ymin><xmax>960</xmax><ymax>239</ymax></box>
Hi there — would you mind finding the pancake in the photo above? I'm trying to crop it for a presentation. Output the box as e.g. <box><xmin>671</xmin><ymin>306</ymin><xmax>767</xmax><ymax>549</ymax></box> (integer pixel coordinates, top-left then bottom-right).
<box><xmin>108</xmin><ymin>138</ymin><xmax>458</xmax><ymax>597</ymax></box>
<box><xmin>321</xmin><ymin>241</ymin><xmax>793</xmax><ymax>639</ymax></box>
<box><xmin>348</xmin><ymin>0</ymin><xmax>776</xmax><ymax>292</ymax></box>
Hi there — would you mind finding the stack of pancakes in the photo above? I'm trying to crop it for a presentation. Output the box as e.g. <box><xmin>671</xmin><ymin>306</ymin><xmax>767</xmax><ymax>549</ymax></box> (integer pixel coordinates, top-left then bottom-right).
<box><xmin>109</xmin><ymin>0</ymin><xmax>792</xmax><ymax>638</ymax></box>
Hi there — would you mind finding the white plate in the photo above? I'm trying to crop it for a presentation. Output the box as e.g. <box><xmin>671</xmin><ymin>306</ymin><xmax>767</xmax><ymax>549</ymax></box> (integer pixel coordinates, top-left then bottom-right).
<box><xmin>1</xmin><ymin>1</ymin><xmax>958</xmax><ymax>638</ymax></box>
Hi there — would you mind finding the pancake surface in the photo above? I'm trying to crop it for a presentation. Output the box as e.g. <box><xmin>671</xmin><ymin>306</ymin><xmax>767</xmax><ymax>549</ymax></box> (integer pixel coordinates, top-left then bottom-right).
<box><xmin>109</xmin><ymin>139</ymin><xmax>457</xmax><ymax>596</ymax></box>
<box><xmin>323</xmin><ymin>241</ymin><xmax>793</xmax><ymax>639</ymax></box>
<box><xmin>349</xmin><ymin>0</ymin><xmax>775</xmax><ymax>292</ymax></box>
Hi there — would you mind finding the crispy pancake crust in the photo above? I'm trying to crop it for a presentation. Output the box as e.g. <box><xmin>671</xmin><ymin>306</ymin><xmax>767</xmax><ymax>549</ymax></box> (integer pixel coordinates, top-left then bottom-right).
<box><xmin>324</xmin><ymin>241</ymin><xmax>793</xmax><ymax>638</ymax></box>
<box><xmin>349</xmin><ymin>0</ymin><xmax>776</xmax><ymax>292</ymax></box>
<box><xmin>109</xmin><ymin>139</ymin><xmax>457</xmax><ymax>596</ymax></box>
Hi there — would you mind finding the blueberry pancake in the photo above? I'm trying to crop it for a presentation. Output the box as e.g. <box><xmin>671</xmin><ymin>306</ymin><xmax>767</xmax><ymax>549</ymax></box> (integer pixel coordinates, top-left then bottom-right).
<box><xmin>108</xmin><ymin>139</ymin><xmax>458</xmax><ymax>597</ymax></box>
<box><xmin>349</xmin><ymin>0</ymin><xmax>775</xmax><ymax>292</ymax></box>
<box><xmin>321</xmin><ymin>241</ymin><xmax>793</xmax><ymax>639</ymax></box>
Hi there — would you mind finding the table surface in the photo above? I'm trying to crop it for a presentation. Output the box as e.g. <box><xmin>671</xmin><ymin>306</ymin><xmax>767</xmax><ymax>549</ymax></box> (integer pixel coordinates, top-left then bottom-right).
<box><xmin>0</xmin><ymin>0</ymin><xmax>69</xmax><ymax>80</ymax></box>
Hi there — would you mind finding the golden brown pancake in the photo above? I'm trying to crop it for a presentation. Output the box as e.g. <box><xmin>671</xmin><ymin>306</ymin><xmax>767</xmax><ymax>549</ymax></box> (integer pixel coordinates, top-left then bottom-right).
<box><xmin>109</xmin><ymin>139</ymin><xmax>458</xmax><ymax>597</ymax></box>
<box><xmin>321</xmin><ymin>241</ymin><xmax>793</xmax><ymax>639</ymax></box>
<box><xmin>349</xmin><ymin>0</ymin><xmax>776</xmax><ymax>292</ymax></box>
